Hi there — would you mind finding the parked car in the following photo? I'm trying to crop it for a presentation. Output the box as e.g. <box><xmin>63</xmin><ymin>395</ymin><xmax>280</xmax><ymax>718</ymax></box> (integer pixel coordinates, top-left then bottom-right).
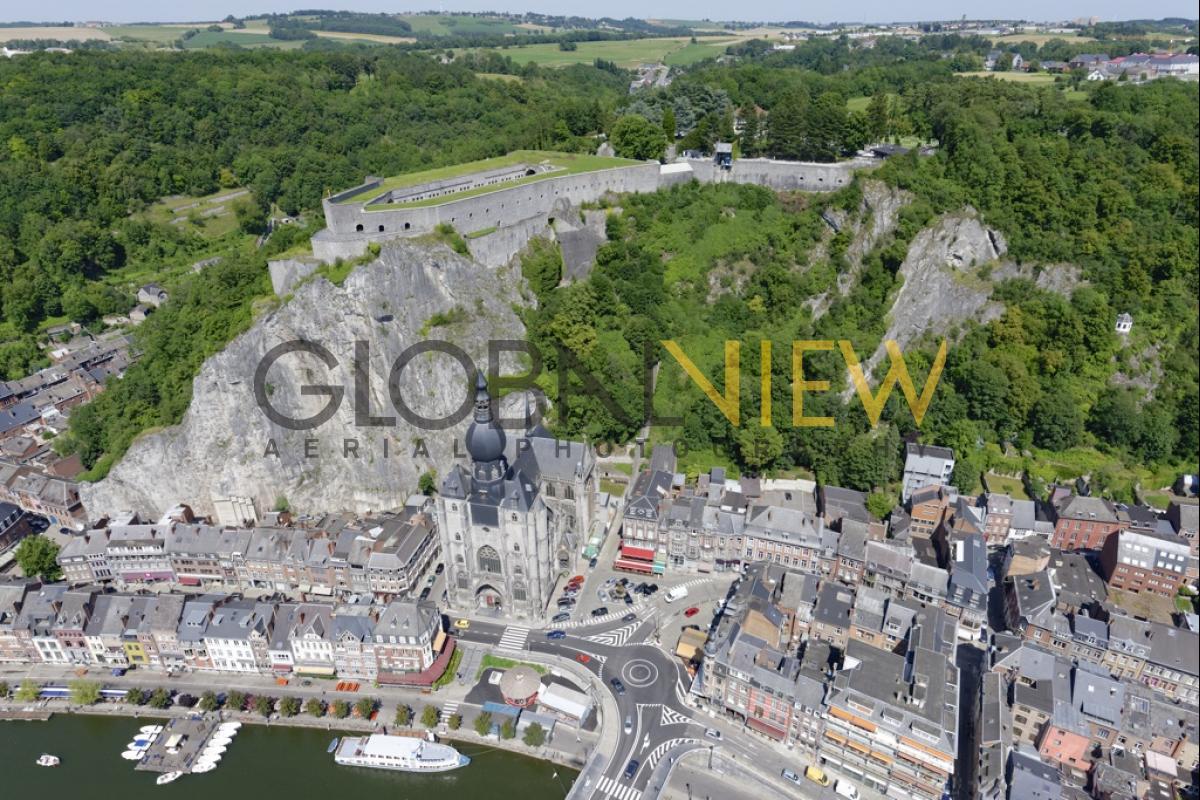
<box><xmin>546</xmin><ymin>630</ymin><xmax>567</xmax><ymax>640</ymax></box>
<box><xmin>609</xmin><ymin>677</ymin><xmax>626</xmax><ymax>695</ymax></box>
<box><xmin>588</xmin><ymin>557</ymin><xmax>598</xmax><ymax>569</ymax></box>
<box><xmin>435</xmin><ymin>563</ymin><xmax>445</xmax><ymax>575</ymax></box>
<box><xmin>684</xmin><ymin>606</ymin><xmax>700</xmax><ymax>617</ymax></box>
<box><xmin>597</xmin><ymin>589</ymin><xmax>608</xmax><ymax>603</ymax></box>
<box><xmin>624</xmin><ymin>594</ymin><xmax>634</xmax><ymax>606</ymax></box>
<box><xmin>603</xmin><ymin>578</ymin><xmax>617</xmax><ymax>588</ymax></box>
<box><xmin>569</xmin><ymin>575</ymin><xmax>585</xmax><ymax>585</ymax></box>
<box><xmin>592</xmin><ymin>606</ymin><xmax>609</xmax><ymax>617</ymax></box>
<box><xmin>624</xmin><ymin>760</ymin><xmax>639</xmax><ymax>779</ymax></box>
<box><xmin>419</xmin><ymin>587</ymin><xmax>432</xmax><ymax>600</ymax></box>
<box><xmin>552</xmin><ymin>611</ymin><xmax>572</xmax><ymax>623</ymax></box>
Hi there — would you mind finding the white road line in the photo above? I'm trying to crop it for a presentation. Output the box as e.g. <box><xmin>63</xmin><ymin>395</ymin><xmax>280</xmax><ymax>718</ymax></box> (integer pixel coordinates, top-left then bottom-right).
<box><xmin>497</xmin><ymin>625</ymin><xmax>530</xmax><ymax>651</ymax></box>
<box><xmin>439</xmin><ymin>702</ymin><xmax>459</xmax><ymax>724</ymax></box>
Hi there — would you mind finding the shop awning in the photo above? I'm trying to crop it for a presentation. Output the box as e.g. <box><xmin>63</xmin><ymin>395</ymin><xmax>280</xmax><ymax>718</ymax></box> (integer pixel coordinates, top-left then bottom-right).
<box><xmin>621</xmin><ymin>543</ymin><xmax>657</xmax><ymax>561</ymax></box>
<box><xmin>613</xmin><ymin>558</ymin><xmax>654</xmax><ymax>574</ymax></box>
<box><xmin>177</xmin><ymin>576</ymin><xmax>201</xmax><ymax>586</ymax></box>
<box><xmin>295</xmin><ymin>665</ymin><xmax>336</xmax><ymax>676</ymax></box>
<box><xmin>747</xmin><ymin>716</ymin><xmax>788</xmax><ymax>741</ymax></box>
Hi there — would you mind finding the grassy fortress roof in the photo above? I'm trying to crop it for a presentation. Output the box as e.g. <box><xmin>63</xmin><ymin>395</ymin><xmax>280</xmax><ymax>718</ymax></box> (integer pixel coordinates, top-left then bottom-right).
<box><xmin>334</xmin><ymin>150</ymin><xmax>641</xmax><ymax>210</ymax></box>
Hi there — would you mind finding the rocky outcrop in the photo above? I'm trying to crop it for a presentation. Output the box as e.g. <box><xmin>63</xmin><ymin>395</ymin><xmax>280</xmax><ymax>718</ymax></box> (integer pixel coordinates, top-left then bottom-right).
<box><xmin>856</xmin><ymin>210</ymin><xmax>1007</xmax><ymax>385</ymax></box>
<box><xmin>83</xmin><ymin>241</ymin><xmax>529</xmax><ymax>519</ymax></box>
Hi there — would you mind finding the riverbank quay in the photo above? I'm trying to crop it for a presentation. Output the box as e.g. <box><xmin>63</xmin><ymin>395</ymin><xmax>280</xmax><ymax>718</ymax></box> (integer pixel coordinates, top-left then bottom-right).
<box><xmin>0</xmin><ymin>641</ymin><xmax>608</xmax><ymax>775</ymax></box>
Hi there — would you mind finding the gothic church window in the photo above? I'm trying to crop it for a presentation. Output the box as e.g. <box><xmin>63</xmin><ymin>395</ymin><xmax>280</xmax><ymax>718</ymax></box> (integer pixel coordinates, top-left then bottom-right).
<box><xmin>477</xmin><ymin>545</ymin><xmax>502</xmax><ymax>574</ymax></box>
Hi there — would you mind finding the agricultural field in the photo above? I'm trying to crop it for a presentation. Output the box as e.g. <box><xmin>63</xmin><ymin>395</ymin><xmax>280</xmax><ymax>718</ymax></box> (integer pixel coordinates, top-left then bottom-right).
<box><xmin>664</xmin><ymin>38</ymin><xmax>738</xmax><ymax>66</ymax></box>
<box><xmin>0</xmin><ymin>25</ymin><xmax>111</xmax><ymax>43</ymax></box>
<box><xmin>990</xmin><ymin>32</ymin><xmax>1095</xmax><ymax>45</ymax></box>
<box><xmin>403</xmin><ymin>14</ymin><xmax>525</xmax><ymax>36</ymax></box>
<box><xmin>466</xmin><ymin>36</ymin><xmax>730</xmax><ymax>68</ymax></box>
<box><xmin>956</xmin><ymin>70</ymin><xmax>1059</xmax><ymax>84</ymax></box>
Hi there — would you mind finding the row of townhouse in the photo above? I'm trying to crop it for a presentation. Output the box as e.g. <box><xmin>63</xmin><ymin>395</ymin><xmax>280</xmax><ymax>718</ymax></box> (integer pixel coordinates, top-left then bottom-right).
<box><xmin>620</xmin><ymin>448</ymin><xmax>884</xmax><ymax>579</ymax></box>
<box><xmin>0</xmin><ymin>578</ymin><xmax>448</xmax><ymax>683</ymax></box>
<box><xmin>984</xmin><ymin>637</ymin><xmax>1199</xmax><ymax>799</ymax></box>
<box><xmin>696</xmin><ymin>562</ymin><xmax>961</xmax><ymax>800</ymax></box>
<box><xmin>0</xmin><ymin>459</ymin><xmax>86</xmax><ymax>531</ymax></box>
<box><xmin>57</xmin><ymin>497</ymin><xmax>439</xmax><ymax>601</ymax></box>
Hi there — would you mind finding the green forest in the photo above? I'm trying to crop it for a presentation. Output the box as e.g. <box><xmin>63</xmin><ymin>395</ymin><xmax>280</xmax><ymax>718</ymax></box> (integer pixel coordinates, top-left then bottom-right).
<box><xmin>0</xmin><ymin>35</ymin><xmax>1195</xmax><ymax>501</ymax></box>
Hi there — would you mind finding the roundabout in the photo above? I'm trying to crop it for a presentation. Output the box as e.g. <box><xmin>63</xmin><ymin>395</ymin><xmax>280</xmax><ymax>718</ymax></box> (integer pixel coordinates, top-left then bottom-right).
<box><xmin>621</xmin><ymin>658</ymin><xmax>660</xmax><ymax>689</ymax></box>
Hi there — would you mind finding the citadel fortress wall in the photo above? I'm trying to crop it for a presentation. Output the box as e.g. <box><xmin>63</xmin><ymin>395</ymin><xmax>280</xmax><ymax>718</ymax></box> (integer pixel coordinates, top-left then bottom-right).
<box><xmin>283</xmin><ymin>155</ymin><xmax>868</xmax><ymax>293</ymax></box>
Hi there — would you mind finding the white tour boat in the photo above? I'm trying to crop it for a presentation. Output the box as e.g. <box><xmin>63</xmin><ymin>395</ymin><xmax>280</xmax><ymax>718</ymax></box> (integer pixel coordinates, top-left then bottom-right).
<box><xmin>334</xmin><ymin>734</ymin><xmax>469</xmax><ymax>773</ymax></box>
<box><xmin>156</xmin><ymin>771</ymin><xmax>184</xmax><ymax>785</ymax></box>
<box><xmin>36</xmin><ymin>754</ymin><xmax>60</xmax><ymax>767</ymax></box>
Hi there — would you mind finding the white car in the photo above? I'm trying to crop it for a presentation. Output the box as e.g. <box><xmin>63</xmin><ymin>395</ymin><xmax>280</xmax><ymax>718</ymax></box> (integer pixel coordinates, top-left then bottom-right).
<box><xmin>834</xmin><ymin>779</ymin><xmax>861</xmax><ymax>799</ymax></box>
<box><xmin>703</xmin><ymin>728</ymin><xmax>722</xmax><ymax>741</ymax></box>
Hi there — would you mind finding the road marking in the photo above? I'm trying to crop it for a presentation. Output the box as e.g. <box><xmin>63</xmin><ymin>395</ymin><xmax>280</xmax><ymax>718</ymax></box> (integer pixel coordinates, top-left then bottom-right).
<box><xmin>439</xmin><ymin>702</ymin><xmax>459</xmax><ymax>725</ymax></box>
<box><xmin>646</xmin><ymin>737</ymin><xmax>701</xmax><ymax>771</ymax></box>
<box><xmin>497</xmin><ymin>625</ymin><xmax>531</xmax><ymax>652</ymax></box>
<box><xmin>582</xmin><ymin>618</ymin><xmax>646</xmax><ymax>647</ymax></box>
<box><xmin>595</xmin><ymin>775</ymin><xmax>643</xmax><ymax>800</ymax></box>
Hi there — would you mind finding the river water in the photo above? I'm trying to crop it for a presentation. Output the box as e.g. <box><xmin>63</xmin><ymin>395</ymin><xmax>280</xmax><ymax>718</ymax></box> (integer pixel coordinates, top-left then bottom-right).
<box><xmin>1</xmin><ymin>714</ymin><xmax>575</xmax><ymax>799</ymax></box>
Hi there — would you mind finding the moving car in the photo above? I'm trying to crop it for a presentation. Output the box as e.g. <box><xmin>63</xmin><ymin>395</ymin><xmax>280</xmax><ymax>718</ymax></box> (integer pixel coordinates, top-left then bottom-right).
<box><xmin>622</xmin><ymin>613</ymin><xmax>637</xmax><ymax>622</ymax></box>
<box><xmin>592</xmin><ymin>606</ymin><xmax>609</xmax><ymax>617</ymax></box>
<box><xmin>664</xmin><ymin>585</ymin><xmax>688</xmax><ymax>603</ymax></box>
<box><xmin>453</xmin><ymin>619</ymin><xmax>470</xmax><ymax>630</ymax></box>
<box><xmin>684</xmin><ymin>606</ymin><xmax>700</xmax><ymax>617</ymax></box>
<box><xmin>782</xmin><ymin>769</ymin><xmax>802</xmax><ymax>785</ymax></box>
<box><xmin>623</xmin><ymin>715</ymin><xmax>633</xmax><ymax>734</ymax></box>
<box><xmin>576</xmin><ymin>654</ymin><xmax>591</xmax><ymax>664</ymax></box>
<box><xmin>805</xmin><ymin>765</ymin><xmax>831</xmax><ymax>787</ymax></box>
<box><xmin>623</xmin><ymin>760</ymin><xmax>639</xmax><ymax>780</ymax></box>
<box><xmin>546</xmin><ymin>630</ymin><xmax>567</xmax><ymax>640</ymax></box>
<box><xmin>435</xmin><ymin>563</ymin><xmax>444</xmax><ymax>575</ymax></box>
<box><xmin>704</xmin><ymin>728</ymin><xmax>722</xmax><ymax>741</ymax></box>
<box><xmin>419</xmin><ymin>588</ymin><xmax>432</xmax><ymax>600</ymax></box>
<box><xmin>609</xmin><ymin>677</ymin><xmax>626</xmax><ymax>695</ymax></box>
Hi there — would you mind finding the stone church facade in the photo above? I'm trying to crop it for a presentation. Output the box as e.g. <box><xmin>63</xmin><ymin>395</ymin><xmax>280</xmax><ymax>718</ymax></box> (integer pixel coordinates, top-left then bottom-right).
<box><xmin>437</xmin><ymin>373</ymin><xmax>596</xmax><ymax>621</ymax></box>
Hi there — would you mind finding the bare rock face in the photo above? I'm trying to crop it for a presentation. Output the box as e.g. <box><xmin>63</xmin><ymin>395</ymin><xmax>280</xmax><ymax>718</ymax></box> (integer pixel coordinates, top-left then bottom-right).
<box><xmin>82</xmin><ymin>241</ymin><xmax>528</xmax><ymax>519</ymax></box>
<box><xmin>856</xmin><ymin>210</ymin><xmax>1008</xmax><ymax>384</ymax></box>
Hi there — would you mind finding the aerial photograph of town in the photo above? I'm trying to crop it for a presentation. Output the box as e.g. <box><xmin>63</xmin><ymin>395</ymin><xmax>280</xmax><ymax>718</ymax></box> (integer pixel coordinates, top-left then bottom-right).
<box><xmin>0</xmin><ymin>1</ymin><xmax>1196</xmax><ymax>798</ymax></box>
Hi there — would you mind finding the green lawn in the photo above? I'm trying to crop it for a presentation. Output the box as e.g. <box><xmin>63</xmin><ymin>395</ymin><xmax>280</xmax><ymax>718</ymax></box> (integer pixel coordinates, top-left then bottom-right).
<box><xmin>339</xmin><ymin>151</ymin><xmax>640</xmax><ymax>209</ymax></box>
<box><xmin>475</xmin><ymin>654</ymin><xmax>547</xmax><ymax>680</ymax></box>
<box><xmin>846</xmin><ymin>93</ymin><xmax>898</xmax><ymax>113</ymax></box>
<box><xmin>138</xmin><ymin>187</ymin><xmax>249</xmax><ymax>239</ymax></box>
<box><xmin>404</xmin><ymin>14</ymin><xmax>524</xmax><ymax>36</ymax></box>
<box><xmin>101</xmin><ymin>25</ymin><xmax>188</xmax><ymax>44</ymax></box>
<box><xmin>984</xmin><ymin>473</ymin><xmax>1029</xmax><ymax>500</ymax></box>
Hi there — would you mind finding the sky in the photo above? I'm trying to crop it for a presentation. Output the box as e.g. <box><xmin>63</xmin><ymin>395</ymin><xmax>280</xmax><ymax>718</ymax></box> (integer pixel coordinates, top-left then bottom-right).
<box><xmin>6</xmin><ymin>2</ymin><xmax>1198</xmax><ymax>25</ymax></box>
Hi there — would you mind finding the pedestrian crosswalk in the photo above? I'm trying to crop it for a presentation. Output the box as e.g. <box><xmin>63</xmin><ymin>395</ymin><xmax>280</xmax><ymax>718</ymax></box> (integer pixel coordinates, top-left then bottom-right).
<box><xmin>439</xmin><ymin>702</ymin><xmax>459</xmax><ymax>725</ymax></box>
<box><xmin>497</xmin><ymin>625</ymin><xmax>531</xmax><ymax>651</ymax></box>
<box><xmin>634</xmin><ymin>703</ymin><xmax>691</xmax><ymax>727</ymax></box>
<box><xmin>594</xmin><ymin>775</ymin><xmax>642</xmax><ymax>800</ymax></box>
<box><xmin>646</xmin><ymin>737</ymin><xmax>701</xmax><ymax>771</ymax></box>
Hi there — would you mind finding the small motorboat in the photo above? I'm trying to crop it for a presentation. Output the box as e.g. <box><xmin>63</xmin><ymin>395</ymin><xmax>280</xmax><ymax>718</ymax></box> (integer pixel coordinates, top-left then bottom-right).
<box><xmin>140</xmin><ymin>725</ymin><xmax>161</xmax><ymax>733</ymax></box>
<box><xmin>156</xmin><ymin>771</ymin><xmax>183</xmax><ymax>785</ymax></box>
<box><xmin>122</xmin><ymin>750</ymin><xmax>145</xmax><ymax>761</ymax></box>
<box><xmin>201</xmin><ymin>746</ymin><xmax>226</xmax><ymax>757</ymax></box>
<box><xmin>192</xmin><ymin>762</ymin><xmax>216</xmax><ymax>774</ymax></box>
<box><xmin>326</xmin><ymin>738</ymin><xmax>340</xmax><ymax>754</ymax></box>
<box><xmin>36</xmin><ymin>754</ymin><xmax>60</xmax><ymax>767</ymax></box>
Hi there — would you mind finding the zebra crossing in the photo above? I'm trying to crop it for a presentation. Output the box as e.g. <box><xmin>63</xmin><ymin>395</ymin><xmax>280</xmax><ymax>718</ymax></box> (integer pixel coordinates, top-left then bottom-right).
<box><xmin>497</xmin><ymin>625</ymin><xmax>531</xmax><ymax>651</ymax></box>
<box><xmin>439</xmin><ymin>702</ymin><xmax>459</xmax><ymax>725</ymax></box>
<box><xmin>594</xmin><ymin>775</ymin><xmax>642</xmax><ymax>800</ymax></box>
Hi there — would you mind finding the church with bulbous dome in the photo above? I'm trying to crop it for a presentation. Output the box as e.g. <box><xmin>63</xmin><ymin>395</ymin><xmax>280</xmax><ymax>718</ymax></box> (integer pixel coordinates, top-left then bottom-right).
<box><xmin>436</xmin><ymin>372</ymin><xmax>596</xmax><ymax>620</ymax></box>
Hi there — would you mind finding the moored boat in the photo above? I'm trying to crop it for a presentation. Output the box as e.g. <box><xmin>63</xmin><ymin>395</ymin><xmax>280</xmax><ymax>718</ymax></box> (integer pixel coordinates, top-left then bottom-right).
<box><xmin>326</xmin><ymin>737</ymin><xmax>340</xmax><ymax>754</ymax></box>
<box><xmin>334</xmin><ymin>734</ymin><xmax>469</xmax><ymax>773</ymax></box>
<box><xmin>156</xmin><ymin>771</ymin><xmax>183</xmax><ymax>785</ymax></box>
<box><xmin>122</xmin><ymin>750</ymin><xmax>145</xmax><ymax>760</ymax></box>
<box><xmin>192</xmin><ymin>762</ymin><xmax>216</xmax><ymax>774</ymax></box>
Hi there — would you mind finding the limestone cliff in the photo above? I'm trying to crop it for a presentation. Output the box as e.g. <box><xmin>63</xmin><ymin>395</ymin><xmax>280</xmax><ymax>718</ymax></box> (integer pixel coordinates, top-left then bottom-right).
<box><xmin>82</xmin><ymin>241</ymin><xmax>529</xmax><ymax>519</ymax></box>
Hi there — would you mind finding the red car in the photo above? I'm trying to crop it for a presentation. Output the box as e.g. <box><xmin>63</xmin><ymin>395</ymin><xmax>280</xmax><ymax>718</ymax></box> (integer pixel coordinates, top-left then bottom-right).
<box><xmin>569</xmin><ymin>575</ymin><xmax>584</xmax><ymax>585</ymax></box>
<box><xmin>684</xmin><ymin>606</ymin><xmax>701</xmax><ymax>618</ymax></box>
<box><xmin>576</xmin><ymin>653</ymin><xmax>591</xmax><ymax>664</ymax></box>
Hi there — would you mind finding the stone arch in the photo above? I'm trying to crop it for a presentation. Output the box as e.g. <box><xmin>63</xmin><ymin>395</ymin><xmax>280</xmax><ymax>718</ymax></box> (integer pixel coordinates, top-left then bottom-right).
<box><xmin>378</xmin><ymin>224</ymin><xmax>385</xmax><ymax>232</ymax></box>
<box><xmin>474</xmin><ymin>582</ymin><xmax>504</xmax><ymax>610</ymax></box>
<box><xmin>355</xmin><ymin>223</ymin><xmax>364</xmax><ymax>232</ymax></box>
<box><xmin>477</xmin><ymin>545</ymin><xmax>502</xmax><ymax>574</ymax></box>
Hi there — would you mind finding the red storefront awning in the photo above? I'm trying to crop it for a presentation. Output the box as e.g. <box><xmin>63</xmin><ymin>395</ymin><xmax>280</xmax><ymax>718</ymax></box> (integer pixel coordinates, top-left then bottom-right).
<box><xmin>620</xmin><ymin>543</ymin><xmax>657</xmax><ymax>561</ymax></box>
<box><xmin>613</xmin><ymin>558</ymin><xmax>654</xmax><ymax>574</ymax></box>
<box><xmin>177</xmin><ymin>576</ymin><xmax>201</xmax><ymax>586</ymax></box>
<box><xmin>747</xmin><ymin>716</ymin><xmax>788</xmax><ymax>741</ymax></box>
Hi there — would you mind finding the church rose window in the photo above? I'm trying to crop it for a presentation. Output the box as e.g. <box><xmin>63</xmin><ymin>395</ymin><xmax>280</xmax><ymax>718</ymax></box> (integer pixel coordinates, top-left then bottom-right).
<box><xmin>477</xmin><ymin>545</ymin><xmax>502</xmax><ymax>574</ymax></box>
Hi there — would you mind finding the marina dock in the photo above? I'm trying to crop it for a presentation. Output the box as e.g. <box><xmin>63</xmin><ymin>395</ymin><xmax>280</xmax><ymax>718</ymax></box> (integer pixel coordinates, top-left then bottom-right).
<box><xmin>134</xmin><ymin>717</ymin><xmax>221</xmax><ymax>774</ymax></box>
